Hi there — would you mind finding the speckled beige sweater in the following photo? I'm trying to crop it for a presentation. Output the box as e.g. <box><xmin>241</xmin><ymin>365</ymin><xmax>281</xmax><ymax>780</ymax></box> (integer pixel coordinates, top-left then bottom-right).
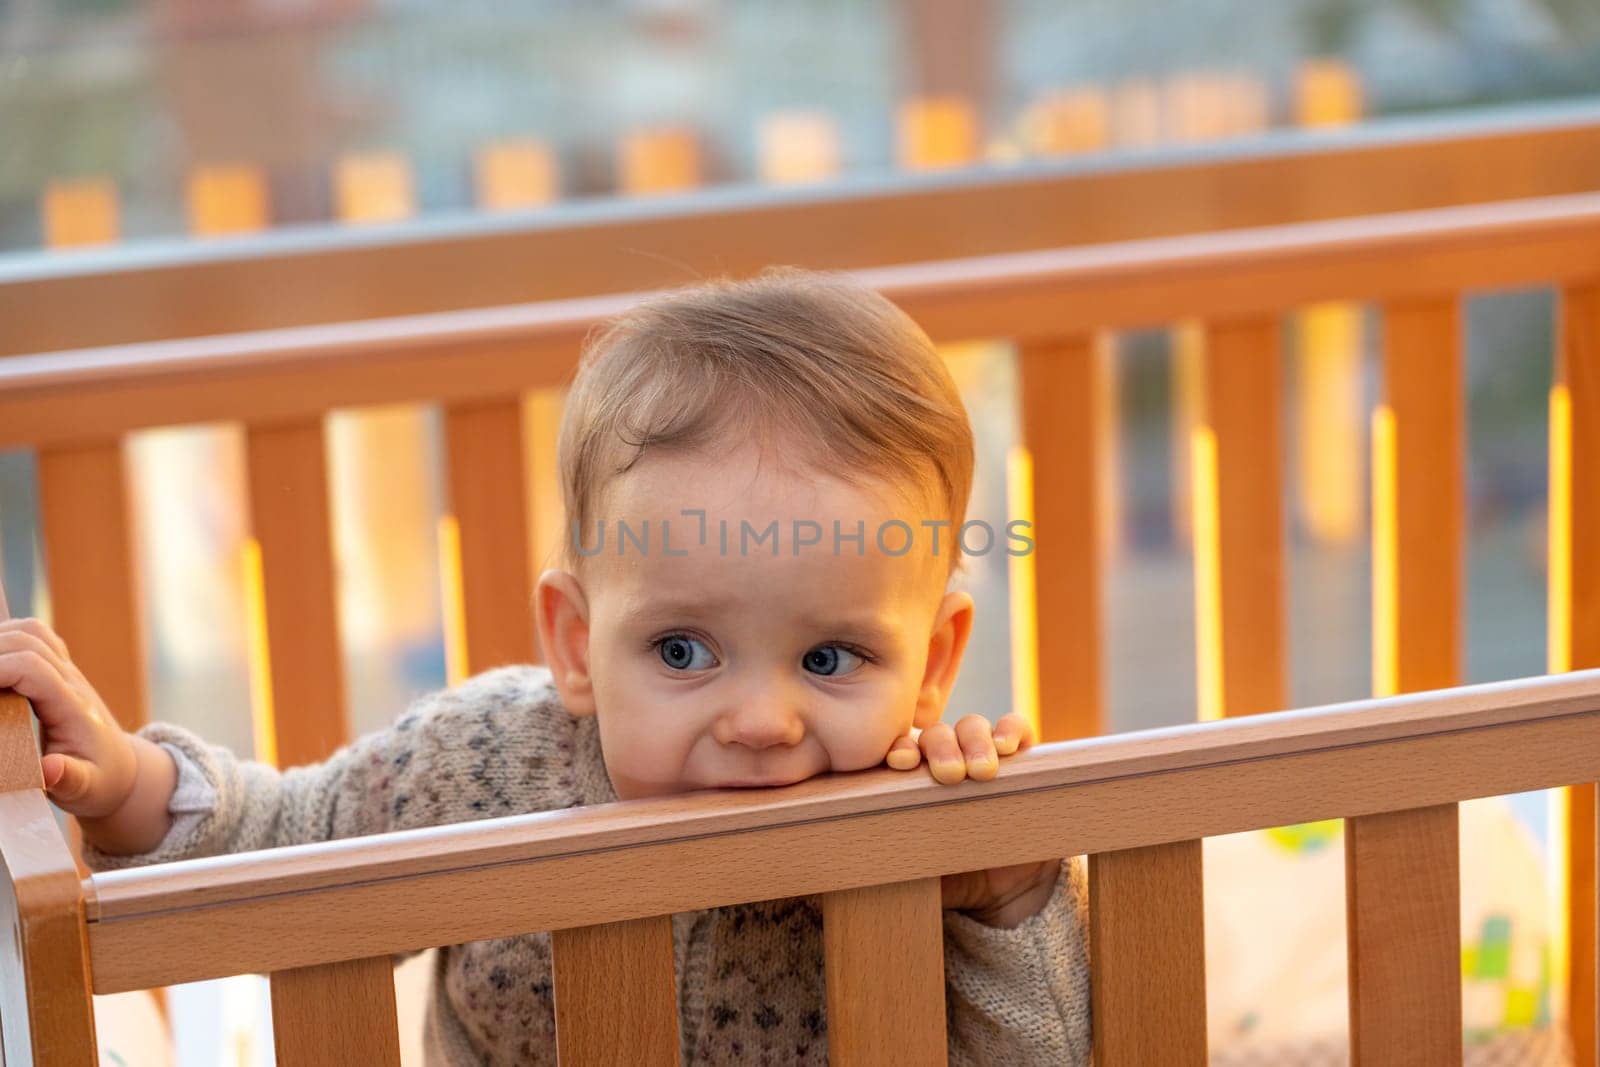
<box><xmin>83</xmin><ymin>665</ymin><xmax>1092</xmax><ymax>1065</ymax></box>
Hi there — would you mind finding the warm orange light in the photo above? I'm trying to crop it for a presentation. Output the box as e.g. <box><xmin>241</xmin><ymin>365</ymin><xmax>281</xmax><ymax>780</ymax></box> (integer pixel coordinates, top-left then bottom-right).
<box><xmin>439</xmin><ymin>515</ymin><xmax>469</xmax><ymax>687</ymax></box>
<box><xmin>241</xmin><ymin>538</ymin><xmax>277</xmax><ymax>768</ymax></box>
<box><xmin>1371</xmin><ymin>404</ymin><xmax>1398</xmax><ymax>697</ymax></box>
<box><xmin>1006</xmin><ymin>445</ymin><xmax>1040</xmax><ymax>738</ymax></box>
<box><xmin>1548</xmin><ymin>382</ymin><xmax>1575</xmax><ymax>1019</ymax></box>
<box><xmin>1192</xmin><ymin>426</ymin><xmax>1223</xmax><ymax>721</ymax></box>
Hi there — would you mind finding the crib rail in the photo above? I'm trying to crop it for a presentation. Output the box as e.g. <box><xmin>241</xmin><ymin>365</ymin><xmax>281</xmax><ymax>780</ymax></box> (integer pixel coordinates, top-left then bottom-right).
<box><xmin>5</xmin><ymin>98</ymin><xmax>1600</xmax><ymax>359</ymax></box>
<box><xmin>2</xmin><ymin>670</ymin><xmax>1598</xmax><ymax>1063</ymax></box>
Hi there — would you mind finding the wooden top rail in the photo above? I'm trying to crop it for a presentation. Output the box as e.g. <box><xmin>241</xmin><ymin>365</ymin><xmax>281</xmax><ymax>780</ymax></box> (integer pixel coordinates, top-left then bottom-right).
<box><xmin>3</xmin><ymin>98</ymin><xmax>1600</xmax><ymax>356</ymax></box>
<box><xmin>80</xmin><ymin>669</ymin><xmax>1600</xmax><ymax>992</ymax></box>
<box><xmin>1</xmin><ymin>191</ymin><xmax>1598</xmax><ymax>448</ymax></box>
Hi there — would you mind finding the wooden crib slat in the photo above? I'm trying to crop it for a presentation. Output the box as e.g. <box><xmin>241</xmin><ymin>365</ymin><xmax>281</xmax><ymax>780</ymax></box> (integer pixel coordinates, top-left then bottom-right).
<box><xmin>1374</xmin><ymin>298</ymin><xmax>1462</xmax><ymax>696</ymax></box>
<box><xmin>1</xmin><ymin>683</ymin><xmax>96</xmax><ymax>1067</ymax></box>
<box><xmin>1018</xmin><ymin>336</ymin><xmax>1102</xmax><ymax>739</ymax></box>
<box><xmin>0</xmin><ymin>789</ymin><xmax>98</xmax><ymax>1067</ymax></box>
<box><xmin>245</xmin><ymin>420</ymin><xmax>349</xmax><ymax>767</ymax></box>
<box><xmin>1555</xmin><ymin>282</ymin><xmax>1600</xmax><ymax>1063</ymax></box>
<box><xmin>1088</xmin><ymin>840</ymin><xmax>1207</xmax><ymax>1065</ymax></box>
<box><xmin>1345</xmin><ymin>804</ymin><xmax>1462</xmax><ymax>1065</ymax></box>
<box><xmin>443</xmin><ymin>400</ymin><xmax>537</xmax><ymax>673</ymax></box>
<box><xmin>269</xmin><ymin>954</ymin><xmax>401</xmax><ymax>1066</ymax></box>
<box><xmin>1196</xmin><ymin>316</ymin><xmax>1285</xmax><ymax>719</ymax></box>
<box><xmin>37</xmin><ymin>442</ymin><xmax>148</xmax><ymax>731</ymax></box>
<box><xmin>551</xmin><ymin>915</ymin><xmax>679</xmax><ymax>1066</ymax></box>
<box><xmin>821</xmin><ymin>877</ymin><xmax>946</xmax><ymax>1066</ymax></box>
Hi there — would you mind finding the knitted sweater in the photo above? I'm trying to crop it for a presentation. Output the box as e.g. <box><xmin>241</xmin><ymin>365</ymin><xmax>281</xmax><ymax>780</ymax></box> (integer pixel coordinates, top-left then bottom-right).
<box><xmin>83</xmin><ymin>665</ymin><xmax>1092</xmax><ymax>1065</ymax></box>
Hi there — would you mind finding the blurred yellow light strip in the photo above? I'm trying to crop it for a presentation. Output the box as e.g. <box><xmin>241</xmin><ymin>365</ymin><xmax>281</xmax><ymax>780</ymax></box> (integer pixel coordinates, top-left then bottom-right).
<box><xmin>1550</xmin><ymin>385</ymin><xmax>1573</xmax><ymax>675</ymax></box>
<box><xmin>1006</xmin><ymin>445</ymin><xmax>1041</xmax><ymax>739</ymax></box>
<box><xmin>1371</xmin><ymin>405</ymin><xmax>1399</xmax><ymax>698</ymax></box>
<box><xmin>439</xmin><ymin>514</ymin><xmax>469</xmax><ymax>687</ymax></box>
<box><xmin>1549</xmin><ymin>383</ymin><xmax>1575</xmax><ymax>1021</ymax></box>
<box><xmin>241</xmin><ymin>538</ymin><xmax>277</xmax><ymax>768</ymax></box>
<box><xmin>1192</xmin><ymin>426</ymin><xmax>1223</xmax><ymax>721</ymax></box>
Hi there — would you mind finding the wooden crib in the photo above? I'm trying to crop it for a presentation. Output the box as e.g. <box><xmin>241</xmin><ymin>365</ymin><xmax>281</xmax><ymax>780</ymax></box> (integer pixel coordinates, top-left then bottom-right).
<box><xmin>6</xmin><ymin>663</ymin><xmax>1600</xmax><ymax>1066</ymax></box>
<box><xmin>2</xmin><ymin>103</ymin><xmax>1600</xmax><ymax>1064</ymax></box>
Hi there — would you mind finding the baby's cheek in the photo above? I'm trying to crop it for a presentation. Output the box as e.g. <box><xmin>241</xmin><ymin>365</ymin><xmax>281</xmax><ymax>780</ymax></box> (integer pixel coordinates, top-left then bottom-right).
<box><xmin>821</xmin><ymin>706</ymin><xmax>914</xmax><ymax>772</ymax></box>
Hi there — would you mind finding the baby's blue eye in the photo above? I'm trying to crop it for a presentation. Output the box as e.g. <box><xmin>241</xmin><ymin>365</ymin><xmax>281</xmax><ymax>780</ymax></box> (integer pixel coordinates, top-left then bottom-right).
<box><xmin>803</xmin><ymin>645</ymin><xmax>865</xmax><ymax>677</ymax></box>
<box><xmin>658</xmin><ymin>634</ymin><xmax>717</xmax><ymax>671</ymax></box>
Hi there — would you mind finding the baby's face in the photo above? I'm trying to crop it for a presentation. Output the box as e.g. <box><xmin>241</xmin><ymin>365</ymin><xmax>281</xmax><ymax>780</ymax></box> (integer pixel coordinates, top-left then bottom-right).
<box><xmin>537</xmin><ymin>442</ymin><xmax>973</xmax><ymax>800</ymax></box>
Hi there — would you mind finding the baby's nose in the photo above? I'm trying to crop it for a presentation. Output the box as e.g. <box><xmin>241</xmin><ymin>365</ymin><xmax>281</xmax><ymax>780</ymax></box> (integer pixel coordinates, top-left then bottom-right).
<box><xmin>714</xmin><ymin>693</ymin><xmax>806</xmax><ymax>750</ymax></box>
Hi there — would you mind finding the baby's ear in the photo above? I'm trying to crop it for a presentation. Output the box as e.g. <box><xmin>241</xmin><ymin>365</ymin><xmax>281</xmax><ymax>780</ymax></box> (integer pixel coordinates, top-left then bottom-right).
<box><xmin>912</xmin><ymin>590</ymin><xmax>974</xmax><ymax>729</ymax></box>
<box><xmin>534</xmin><ymin>569</ymin><xmax>597</xmax><ymax>717</ymax></box>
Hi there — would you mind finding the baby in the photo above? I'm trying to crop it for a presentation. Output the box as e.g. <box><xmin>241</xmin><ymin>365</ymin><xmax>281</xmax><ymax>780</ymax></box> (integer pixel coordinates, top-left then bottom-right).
<box><xmin>8</xmin><ymin>269</ymin><xmax>1091</xmax><ymax>1064</ymax></box>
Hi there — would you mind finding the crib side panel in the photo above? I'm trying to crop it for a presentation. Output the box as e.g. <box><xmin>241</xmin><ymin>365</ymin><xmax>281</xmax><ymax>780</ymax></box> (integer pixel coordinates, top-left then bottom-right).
<box><xmin>1555</xmin><ymin>282</ymin><xmax>1600</xmax><ymax>1064</ymax></box>
<box><xmin>0</xmin><ymin>787</ymin><xmax>97</xmax><ymax>1066</ymax></box>
<box><xmin>551</xmin><ymin>914</ymin><xmax>680</xmax><ymax>1067</ymax></box>
<box><xmin>821</xmin><ymin>877</ymin><xmax>947</xmax><ymax>1066</ymax></box>
<box><xmin>1016</xmin><ymin>335</ymin><xmax>1103</xmax><ymax>740</ymax></box>
<box><xmin>1087</xmin><ymin>839</ymin><xmax>1207</xmax><ymax>1066</ymax></box>
<box><xmin>268</xmin><ymin>954</ymin><xmax>401</xmax><ymax>1066</ymax></box>
<box><xmin>36</xmin><ymin>443</ymin><xmax>148</xmax><ymax>734</ymax></box>
<box><xmin>1195</xmin><ymin>316</ymin><xmax>1286</xmax><ymax>720</ymax></box>
<box><xmin>443</xmin><ymin>400</ymin><xmax>540</xmax><ymax>674</ymax></box>
<box><xmin>1344</xmin><ymin>803</ymin><xmax>1463</xmax><ymax>1064</ymax></box>
<box><xmin>245</xmin><ymin>419</ymin><xmax>349</xmax><ymax>769</ymax></box>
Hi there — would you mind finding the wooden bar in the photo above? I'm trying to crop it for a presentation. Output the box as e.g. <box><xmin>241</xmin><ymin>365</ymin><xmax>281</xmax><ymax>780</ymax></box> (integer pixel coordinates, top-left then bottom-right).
<box><xmin>1373</xmin><ymin>298</ymin><xmax>1462</xmax><ymax>696</ymax></box>
<box><xmin>444</xmin><ymin>400</ymin><xmax>537</xmax><ymax>673</ymax></box>
<box><xmin>1</xmin><ymin>687</ymin><xmax>97</xmax><ymax>1065</ymax></box>
<box><xmin>822</xmin><ymin>877</ymin><xmax>946</xmax><ymax>1066</ymax></box>
<box><xmin>1195</xmin><ymin>316</ymin><xmax>1285</xmax><ymax>719</ymax></box>
<box><xmin>7</xmin><ymin>195</ymin><xmax>1600</xmax><ymax>450</ymax></box>
<box><xmin>551</xmin><ymin>915</ymin><xmax>679</xmax><ymax>1066</ymax></box>
<box><xmin>80</xmin><ymin>669</ymin><xmax>1600</xmax><ymax>992</ymax></box>
<box><xmin>37</xmin><ymin>442</ymin><xmax>148</xmax><ymax>731</ymax></box>
<box><xmin>1555</xmin><ymin>282</ymin><xmax>1600</xmax><ymax>1063</ymax></box>
<box><xmin>11</xmin><ymin>106</ymin><xmax>1600</xmax><ymax>358</ymax></box>
<box><xmin>1088</xmin><ymin>840</ymin><xmax>1207</xmax><ymax>1065</ymax></box>
<box><xmin>245</xmin><ymin>420</ymin><xmax>349</xmax><ymax>767</ymax></box>
<box><xmin>269</xmin><ymin>954</ymin><xmax>401</xmax><ymax>1066</ymax></box>
<box><xmin>1017</xmin><ymin>336</ymin><xmax>1102</xmax><ymax>739</ymax></box>
<box><xmin>1345</xmin><ymin>804</ymin><xmax>1462</xmax><ymax>1065</ymax></box>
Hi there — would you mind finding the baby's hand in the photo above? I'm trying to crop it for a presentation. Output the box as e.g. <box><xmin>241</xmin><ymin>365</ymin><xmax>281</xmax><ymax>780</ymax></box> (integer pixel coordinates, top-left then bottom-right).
<box><xmin>883</xmin><ymin>712</ymin><xmax>1034</xmax><ymax>784</ymax></box>
<box><xmin>882</xmin><ymin>713</ymin><xmax>1057</xmax><ymax>926</ymax></box>
<box><xmin>0</xmin><ymin>618</ymin><xmax>139</xmax><ymax>819</ymax></box>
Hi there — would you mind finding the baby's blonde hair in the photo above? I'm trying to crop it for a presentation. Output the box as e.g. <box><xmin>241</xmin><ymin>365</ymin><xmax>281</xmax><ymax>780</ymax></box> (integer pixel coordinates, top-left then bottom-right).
<box><xmin>556</xmin><ymin>268</ymin><xmax>975</xmax><ymax>580</ymax></box>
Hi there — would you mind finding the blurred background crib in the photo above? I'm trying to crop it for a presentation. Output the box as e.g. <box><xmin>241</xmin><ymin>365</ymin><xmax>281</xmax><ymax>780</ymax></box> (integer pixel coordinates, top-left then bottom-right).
<box><xmin>4</xmin><ymin>3</ymin><xmax>1600</xmax><ymax>1062</ymax></box>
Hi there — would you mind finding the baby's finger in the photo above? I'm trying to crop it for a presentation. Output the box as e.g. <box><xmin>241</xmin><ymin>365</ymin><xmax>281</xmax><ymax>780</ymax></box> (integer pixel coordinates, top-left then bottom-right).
<box><xmin>885</xmin><ymin>733</ymin><xmax>921</xmax><ymax>771</ymax></box>
<box><xmin>0</xmin><ymin>648</ymin><xmax>77</xmax><ymax>724</ymax></box>
<box><xmin>953</xmin><ymin>714</ymin><xmax>999</xmax><ymax>781</ymax></box>
<box><xmin>0</xmin><ymin>618</ymin><xmax>70</xmax><ymax>665</ymax></box>
<box><xmin>992</xmin><ymin>712</ymin><xmax>1036</xmax><ymax>756</ymax></box>
<box><xmin>41</xmin><ymin>751</ymin><xmax>96</xmax><ymax>807</ymax></box>
<box><xmin>917</xmin><ymin>722</ymin><xmax>966</xmax><ymax>785</ymax></box>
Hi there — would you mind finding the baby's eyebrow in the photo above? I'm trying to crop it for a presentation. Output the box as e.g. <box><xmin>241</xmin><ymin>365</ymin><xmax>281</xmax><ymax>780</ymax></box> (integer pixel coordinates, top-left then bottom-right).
<box><xmin>798</xmin><ymin>613</ymin><xmax>898</xmax><ymax>648</ymax></box>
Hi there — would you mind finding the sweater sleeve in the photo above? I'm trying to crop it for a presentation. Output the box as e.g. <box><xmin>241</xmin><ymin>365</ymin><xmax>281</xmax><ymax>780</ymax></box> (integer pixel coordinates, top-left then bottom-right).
<box><xmin>941</xmin><ymin>856</ymin><xmax>1093</xmax><ymax>1066</ymax></box>
<box><xmin>80</xmin><ymin>665</ymin><xmax>574</xmax><ymax>873</ymax></box>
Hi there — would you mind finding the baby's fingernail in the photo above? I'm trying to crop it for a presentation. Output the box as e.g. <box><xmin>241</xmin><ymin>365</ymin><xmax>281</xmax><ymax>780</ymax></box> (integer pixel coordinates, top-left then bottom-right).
<box><xmin>932</xmin><ymin>759</ymin><xmax>964</xmax><ymax>781</ymax></box>
<box><xmin>967</xmin><ymin>750</ymin><xmax>994</xmax><ymax>766</ymax></box>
